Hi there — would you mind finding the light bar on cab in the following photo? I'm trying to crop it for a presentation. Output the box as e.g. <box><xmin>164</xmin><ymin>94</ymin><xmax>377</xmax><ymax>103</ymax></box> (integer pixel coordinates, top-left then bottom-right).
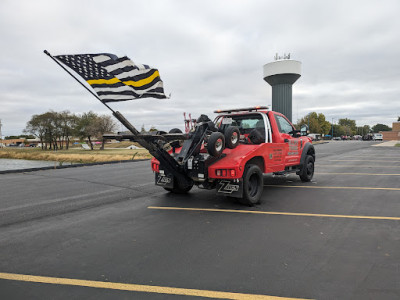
<box><xmin>214</xmin><ymin>106</ymin><xmax>269</xmax><ymax>114</ymax></box>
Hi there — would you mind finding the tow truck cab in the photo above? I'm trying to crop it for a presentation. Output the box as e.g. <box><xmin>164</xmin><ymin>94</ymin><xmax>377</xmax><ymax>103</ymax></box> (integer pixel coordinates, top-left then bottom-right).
<box><xmin>151</xmin><ymin>107</ymin><xmax>315</xmax><ymax>205</ymax></box>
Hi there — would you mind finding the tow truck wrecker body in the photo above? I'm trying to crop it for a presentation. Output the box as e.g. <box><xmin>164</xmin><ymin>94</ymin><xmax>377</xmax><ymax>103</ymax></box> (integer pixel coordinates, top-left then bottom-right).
<box><xmin>146</xmin><ymin>107</ymin><xmax>315</xmax><ymax>205</ymax></box>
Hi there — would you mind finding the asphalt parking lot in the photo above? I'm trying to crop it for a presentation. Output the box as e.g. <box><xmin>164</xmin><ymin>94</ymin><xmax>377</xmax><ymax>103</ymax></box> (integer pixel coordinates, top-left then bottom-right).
<box><xmin>0</xmin><ymin>141</ymin><xmax>399</xmax><ymax>299</ymax></box>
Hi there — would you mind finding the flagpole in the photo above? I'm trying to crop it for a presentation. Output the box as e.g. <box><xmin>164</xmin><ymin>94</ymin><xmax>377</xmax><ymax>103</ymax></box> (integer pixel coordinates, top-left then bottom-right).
<box><xmin>43</xmin><ymin>50</ymin><xmax>116</xmax><ymax>114</ymax></box>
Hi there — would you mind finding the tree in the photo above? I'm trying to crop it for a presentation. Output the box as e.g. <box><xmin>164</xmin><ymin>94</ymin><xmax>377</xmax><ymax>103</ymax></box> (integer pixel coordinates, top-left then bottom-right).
<box><xmin>140</xmin><ymin>124</ymin><xmax>146</xmax><ymax>133</ymax></box>
<box><xmin>5</xmin><ymin>135</ymin><xmax>35</xmax><ymax>139</ymax></box>
<box><xmin>356</xmin><ymin>125</ymin><xmax>371</xmax><ymax>136</ymax></box>
<box><xmin>397</xmin><ymin>116</ymin><xmax>400</xmax><ymax>121</ymax></box>
<box><xmin>297</xmin><ymin>112</ymin><xmax>330</xmax><ymax>135</ymax></box>
<box><xmin>24</xmin><ymin>112</ymin><xmax>53</xmax><ymax>149</ymax></box>
<box><xmin>59</xmin><ymin>111</ymin><xmax>78</xmax><ymax>150</ymax></box>
<box><xmin>338</xmin><ymin>118</ymin><xmax>357</xmax><ymax>136</ymax></box>
<box><xmin>149</xmin><ymin>126</ymin><xmax>158</xmax><ymax>132</ymax></box>
<box><xmin>92</xmin><ymin>115</ymin><xmax>118</xmax><ymax>150</ymax></box>
<box><xmin>76</xmin><ymin>111</ymin><xmax>99</xmax><ymax>150</ymax></box>
<box><xmin>332</xmin><ymin>124</ymin><xmax>345</xmax><ymax>137</ymax></box>
<box><xmin>372</xmin><ymin>123</ymin><xmax>391</xmax><ymax>132</ymax></box>
<box><xmin>317</xmin><ymin>113</ymin><xmax>331</xmax><ymax>135</ymax></box>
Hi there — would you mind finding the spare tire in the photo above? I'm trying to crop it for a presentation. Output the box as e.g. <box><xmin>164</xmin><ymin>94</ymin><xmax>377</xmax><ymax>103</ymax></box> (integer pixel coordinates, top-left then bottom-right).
<box><xmin>248</xmin><ymin>128</ymin><xmax>265</xmax><ymax>144</ymax></box>
<box><xmin>207</xmin><ymin>132</ymin><xmax>225</xmax><ymax>157</ymax></box>
<box><xmin>169</xmin><ymin>128</ymin><xmax>182</xmax><ymax>134</ymax></box>
<box><xmin>224</xmin><ymin>126</ymin><xmax>240</xmax><ymax>149</ymax></box>
<box><xmin>169</xmin><ymin>128</ymin><xmax>183</xmax><ymax>148</ymax></box>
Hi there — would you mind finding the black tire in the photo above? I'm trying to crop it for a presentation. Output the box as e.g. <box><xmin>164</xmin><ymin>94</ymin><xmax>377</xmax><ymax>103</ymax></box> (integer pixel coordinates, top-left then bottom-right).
<box><xmin>164</xmin><ymin>179</ymin><xmax>194</xmax><ymax>194</ymax></box>
<box><xmin>169</xmin><ymin>128</ymin><xmax>182</xmax><ymax>134</ymax></box>
<box><xmin>169</xmin><ymin>128</ymin><xmax>183</xmax><ymax>148</ymax></box>
<box><xmin>248</xmin><ymin>128</ymin><xmax>265</xmax><ymax>144</ymax></box>
<box><xmin>299</xmin><ymin>155</ymin><xmax>314</xmax><ymax>182</ymax></box>
<box><xmin>207</xmin><ymin>132</ymin><xmax>225</xmax><ymax>157</ymax></box>
<box><xmin>240</xmin><ymin>164</ymin><xmax>263</xmax><ymax>206</ymax></box>
<box><xmin>224</xmin><ymin>126</ymin><xmax>240</xmax><ymax>149</ymax></box>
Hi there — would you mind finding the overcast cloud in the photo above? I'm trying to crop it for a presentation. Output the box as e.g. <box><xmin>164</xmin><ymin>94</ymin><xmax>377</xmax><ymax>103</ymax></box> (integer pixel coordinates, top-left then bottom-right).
<box><xmin>1</xmin><ymin>0</ymin><xmax>399</xmax><ymax>136</ymax></box>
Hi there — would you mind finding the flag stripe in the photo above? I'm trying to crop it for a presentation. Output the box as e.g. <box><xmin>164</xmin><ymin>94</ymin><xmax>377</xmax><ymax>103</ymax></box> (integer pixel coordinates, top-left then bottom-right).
<box><xmin>92</xmin><ymin>54</ymin><xmax>113</xmax><ymax>63</ymax></box>
<box><xmin>94</xmin><ymin>84</ymin><xmax>163</xmax><ymax>94</ymax></box>
<box><xmin>112</xmin><ymin>68</ymin><xmax>151</xmax><ymax>79</ymax></box>
<box><xmin>89</xmin><ymin>83</ymin><xmax>126</xmax><ymax>89</ymax></box>
<box><xmin>123</xmin><ymin>70</ymin><xmax>160</xmax><ymax>87</ymax></box>
<box><xmin>99</xmin><ymin>95</ymin><xmax>136</xmax><ymax>101</ymax></box>
<box><xmin>118</xmin><ymin>69</ymin><xmax>159</xmax><ymax>82</ymax></box>
<box><xmin>93</xmin><ymin>85</ymin><xmax>136</xmax><ymax>93</ymax></box>
<box><xmin>87</xmin><ymin>78</ymin><xmax>121</xmax><ymax>85</ymax></box>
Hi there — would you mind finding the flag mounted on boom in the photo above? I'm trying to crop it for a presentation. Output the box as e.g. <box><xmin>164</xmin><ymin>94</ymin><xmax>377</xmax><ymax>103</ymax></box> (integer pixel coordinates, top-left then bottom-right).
<box><xmin>54</xmin><ymin>53</ymin><xmax>167</xmax><ymax>102</ymax></box>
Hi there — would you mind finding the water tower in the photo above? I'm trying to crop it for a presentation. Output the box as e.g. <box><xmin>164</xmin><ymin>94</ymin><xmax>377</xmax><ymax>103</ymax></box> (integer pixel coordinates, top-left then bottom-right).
<box><xmin>263</xmin><ymin>54</ymin><xmax>301</xmax><ymax>122</ymax></box>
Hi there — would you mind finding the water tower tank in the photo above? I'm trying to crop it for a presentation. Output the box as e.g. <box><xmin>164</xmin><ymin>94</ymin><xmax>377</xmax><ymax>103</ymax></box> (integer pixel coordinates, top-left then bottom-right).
<box><xmin>263</xmin><ymin>57</ymin><xmax>301</xmax><ymax>122</ymax></box>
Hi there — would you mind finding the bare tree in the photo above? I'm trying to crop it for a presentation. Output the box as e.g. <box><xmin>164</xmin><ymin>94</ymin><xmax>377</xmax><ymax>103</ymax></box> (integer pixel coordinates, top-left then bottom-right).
<box><xmin>76</xmin><ymin>111</ymin><xmax>98</xmax><ymax>150</ymax></box>
<box><xmin>92</xmin><ymin>115</ymin><xmax>118</xmax><ymax>150</ymax></box>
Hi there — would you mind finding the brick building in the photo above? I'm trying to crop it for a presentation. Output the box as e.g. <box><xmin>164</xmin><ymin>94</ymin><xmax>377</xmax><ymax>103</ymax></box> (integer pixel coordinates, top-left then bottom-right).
<box><xmin>381</xmin><ymin>122</ymin><xmax>400</xmax><ymax>141</ymax></box>
<box><xmin>0</xmin><ymin>138</ymin><xmax>25</xmax><ymax>146</ymax></box>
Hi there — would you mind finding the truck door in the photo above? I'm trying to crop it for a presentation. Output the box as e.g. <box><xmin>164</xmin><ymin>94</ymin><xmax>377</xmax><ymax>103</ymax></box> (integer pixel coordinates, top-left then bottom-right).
<box><xmin>274</xmin><ymin>114</ymin><xmax>301</xmax><ymax>166</ymax></box>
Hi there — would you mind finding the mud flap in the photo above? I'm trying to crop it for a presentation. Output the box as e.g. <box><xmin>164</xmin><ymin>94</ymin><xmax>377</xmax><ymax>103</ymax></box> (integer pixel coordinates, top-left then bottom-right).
<box><xmin>216</xmin><ymin>180</ymin><xmax>243</xmax><ymax>198</ymax></box>
<box><xmin>155</xmin><ymin>172</ymin><xmax>174</xmax><ymax>189</ymax></box>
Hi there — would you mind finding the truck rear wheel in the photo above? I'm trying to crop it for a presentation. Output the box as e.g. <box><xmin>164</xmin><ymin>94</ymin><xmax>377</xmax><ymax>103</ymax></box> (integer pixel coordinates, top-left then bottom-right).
<box><xmin>207</xmin><ymin>132</ymin><xmax>225</xmax><ymax>157</ymax></box>
<box><xmin>299</xmin><ymin>155</ymin><xmax>314</xmax><ymax>182</ymax></box>
<box><xmin>224</xmin><ymin>126</ymin><xmax>240</xmax><ymax>149</ymax></box>
<box><xmin>240</xmin><ymin>164</ymin><xmax>263</xmax><ymax>206</ymax></box>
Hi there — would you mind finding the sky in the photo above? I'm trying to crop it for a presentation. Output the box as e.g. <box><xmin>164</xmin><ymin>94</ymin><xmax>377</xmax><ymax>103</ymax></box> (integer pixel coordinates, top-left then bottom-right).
<box><xmin>1</xmin><ymin>0</ymin><xmax>400</xmax><ymax>136</ymax></box>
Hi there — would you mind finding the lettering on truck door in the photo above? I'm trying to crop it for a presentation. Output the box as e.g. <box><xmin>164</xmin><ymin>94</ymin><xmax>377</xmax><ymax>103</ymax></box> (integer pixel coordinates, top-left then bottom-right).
<box><xmin>274</xmin><ymin>114</ymin><xmax>301</xmax><ymax>166</ymax></box>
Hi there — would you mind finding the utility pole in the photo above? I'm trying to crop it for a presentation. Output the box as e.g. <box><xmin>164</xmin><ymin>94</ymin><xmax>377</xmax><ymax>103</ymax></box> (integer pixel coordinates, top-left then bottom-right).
<box><xmin>0</xmin><ymin>119</ymin><xmax>3</xmax><ymax>147</ymax></box>
<box><xmin>331</xmin><ymin>118</ymin><xmax>334</xmax><ymax>138</ymax></box>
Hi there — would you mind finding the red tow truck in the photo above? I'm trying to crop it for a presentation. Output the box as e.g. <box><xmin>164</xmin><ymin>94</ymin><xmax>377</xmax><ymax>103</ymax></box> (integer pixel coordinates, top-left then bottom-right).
<box><xmin>148</xmin><ymin>106</ymin><xmax>315</xmax><ymax>205</ymax></box>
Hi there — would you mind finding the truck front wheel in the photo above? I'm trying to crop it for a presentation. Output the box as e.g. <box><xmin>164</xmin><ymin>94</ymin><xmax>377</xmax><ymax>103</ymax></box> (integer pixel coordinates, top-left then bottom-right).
<box><xmin>299</xmin><ymin>155</ymin><xmax>314</xmax><ymax>182</ymax></box>
<box><xmin>240</xmin><ymin>164</ymin><xmax>263</xmax><ymax>206</ymax></box>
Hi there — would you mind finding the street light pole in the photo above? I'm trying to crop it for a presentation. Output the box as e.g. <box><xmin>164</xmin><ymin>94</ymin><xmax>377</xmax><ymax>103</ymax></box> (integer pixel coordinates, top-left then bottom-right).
<box><xmin>331</xmin><ymin>118</ymin><xmax>334</xmax><ymax>138</ymax></box>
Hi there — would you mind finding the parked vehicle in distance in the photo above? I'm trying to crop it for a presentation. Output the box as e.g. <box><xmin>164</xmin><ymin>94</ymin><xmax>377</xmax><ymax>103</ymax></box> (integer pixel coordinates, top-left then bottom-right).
<box><xmin>308</xmin><ymin>133</ymin><xmax>321</xmax><ymax>141</ymax></box>
<box><xmin>363</xmin><ymin>134</ymin><xmax>373</xmax><ymax>141</ymax></box>
<box><xmin>372</xmin><ymin>133</ymin><xmax>383</xmax><ymax>141</ymax></box>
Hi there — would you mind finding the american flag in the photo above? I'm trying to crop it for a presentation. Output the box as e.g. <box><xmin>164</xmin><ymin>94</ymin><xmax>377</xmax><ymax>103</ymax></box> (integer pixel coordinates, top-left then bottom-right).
<box><xmin>55</xmin><ymin>54</ymin><xmax>167</xmax><ymax>102</ymax></box>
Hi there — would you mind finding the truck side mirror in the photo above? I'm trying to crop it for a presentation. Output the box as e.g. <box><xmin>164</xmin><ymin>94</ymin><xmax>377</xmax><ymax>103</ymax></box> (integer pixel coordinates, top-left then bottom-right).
<box><xmin>291</xmin><ymin>130</ymin><xmax>301</xmax><ymax>138</ymax></box>
<box><xmin>300</xmin><ymin>125</ymin><xmax>309</xmax><ymax>136</ymax></box>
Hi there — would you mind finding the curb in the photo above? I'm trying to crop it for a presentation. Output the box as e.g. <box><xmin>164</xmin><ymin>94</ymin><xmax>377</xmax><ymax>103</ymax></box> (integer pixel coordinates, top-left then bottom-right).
<box><xmin>313</xmin><ymin>141</ymin><xmax>330</xmax><ymax>145</ymax></box>
<box><xmin>0</xmin><ymin>159</ymin><xmax>150</xmax><ymax>175</ymax></box>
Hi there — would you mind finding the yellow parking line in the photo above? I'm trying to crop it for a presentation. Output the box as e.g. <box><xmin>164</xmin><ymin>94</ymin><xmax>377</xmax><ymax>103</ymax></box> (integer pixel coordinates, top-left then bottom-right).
<box><xmin>328</xmin><ymin>160</ymin><xmax>400</xmax><ymax>163</ymax></box>
<box><xmin>342</xmin><ymin>155</ymin><xmax>400</xmax><ymax>158</ymax></box>
<box><xmin>315</xmin><ymin>172</ymin><xmax>400</xmax><ymax>176</ymax></box>
<box><xmin>316</xmin><ymin>164</ymin><xmax>400</xmax><ymax>168</ymax></box>
<box><xmin>264</xmin><ymin>185</ymin><xmax>400</xmax><ymax>191</ymax></box>
<box><xmin>148</xmin><ymin>206</ymin><xmax>400</xmax><ymax>221</ymax></box>
<box><xmin>0</xmin><ymin>272</ymin><xmax>306</xmax><ymax>300</ymax></box>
